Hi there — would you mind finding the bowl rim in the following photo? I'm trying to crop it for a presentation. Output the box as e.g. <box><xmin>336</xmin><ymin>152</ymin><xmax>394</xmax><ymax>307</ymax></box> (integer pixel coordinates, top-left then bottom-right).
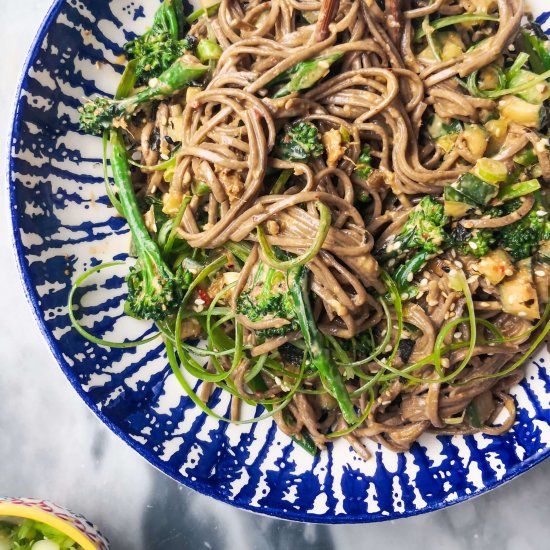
<box><xmin>6</xmin><ymin>0</ymin><xmax>550</xmax><ymax>524</ymax></box>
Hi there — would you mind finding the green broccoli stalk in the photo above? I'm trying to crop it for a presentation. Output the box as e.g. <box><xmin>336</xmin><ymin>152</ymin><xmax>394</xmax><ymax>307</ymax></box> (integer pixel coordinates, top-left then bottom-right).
<box><xmin>288</xmin><ymin>265</ymin><xmax>358</xmax><ymax>425</ymax></box>
<box><xmin>79</xmin><ymin>57</ymin><xmax>208</xmax><ymax>135</ymax></box>
<box><xmin>236</xmin><ymin>264</ymin><xmax>299</xmax><ymax>339</ymax></box>
<box><xmin>110</xmin><ymin>130</ymin><xmax>191</xmax><ymax>320</ymax></box>
<box><xmin>354</xmin><ymin>145</ymin><xmax>373</xmax><ymax>180</ymax></box>
<box><xmin>276</xmin><ymin>121</ymin><xmax>324</xmax><ymax>162</ymax></box>
<box><xmin>237</xmin><ymin>260</ymin><xmax>357</xmax><ymax>424</ymax></box>
<box><xmin>268</xmin><ymin>53</ymin><xmax>343</xmax><ymax>98</ymax></box>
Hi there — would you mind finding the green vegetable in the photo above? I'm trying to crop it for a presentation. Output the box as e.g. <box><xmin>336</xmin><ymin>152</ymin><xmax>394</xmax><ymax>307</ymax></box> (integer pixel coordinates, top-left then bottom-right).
<box><xmin>236</xmin><ymin>263</ymin><xmax>299</xmax><ymax>339</ymax></box>
<box><xmin>110</xmin><ymin>130</ymin><xmax>193</xmax><ymax>320</ymax></box>
<box><xmin>498</xmin><ymin>179</ymin><xmax>541</xmax><ymax>202</ymax></box>
<box><xmin>496</xmin><ymin>200</ymin><xmax>550</xmax><ymax>261</ymax></box>
<box><xmin>520</xmin><ymin>24</ymin><xmax>550</xmax><ymax>74</ymax></box>
<box><xmin>276</xmin><ymin>121</ymin><xmax>324</xmax><ymax>162</ymax></box>
<box><xmin>378</xmin><ymin>197</ymin><xmax>449</xmax><ymax>293</ymax></box>
<box><xmin>415</xmin><ymin>13</ymin><xmax>498</xmax><ymax>40</ymax></box>
<box><xmin>507</xmin><ymin>69</ymin><xmax>550</xmax><ymax>104</ymax></box>
<box><xmin>506</xmin><ymin>52</ymin><xmax>530</xmax><ymax>82</ymax></box>
<box><xmin>354</xmin><ymin>146</ymin><xmax>373</xmax><ymax>180</ymax></box>
<box><xmin>448</xmin><ymin>172</ymin><xmax>498</xmax><ymax>207</ymax></box>
<box><xmin>79</xmin><ymin>57</ymin><xmax>208</xmax><ymax>135</ymax></box>
<box><xmin>124</xmin><ymin>0</ymin><xmax>196</xmax><ymax>86</ymax></box>
<box><xmin>393</xmin><ymin>251</ymin><xmax>431</xmax><ymax>296</ymax></box>
<box><xmin>473</xmin><ymin>158</ymin><xmax>508</xmax><ymax>184</ymax></box>
<box><xmin>289</xmin><ymin>265</ymin><xmax>358</xmax><ymax>425</ymax></box>
<box><xmin>514</xmin><ymin>146</ymin><xmax>538</xmax><ymax>167</ymax></box>
<box><xmin>185</xmin><ymin>2</ymin><xmax>221</xmax><ymax>24</ymax></box>
<box><xmin>269</xmin><ymin>53</ymin><xmax>343</xmax><ymax>98</ymax></box>
<box><xmin>444</xmin><ymin>185</ymin><xmax>475</xmax><ymax>207</ymax></box>
<box><xmin>196</xmin><ymin>38</ymin><xmax>223</xmax><ymax>62</ymax></box>
<box><xmin>447</xmin><ymin>225</ymin><xmax>494</xmax><ymax>258</ymax></box>
<box><xmin>394</xmin><ymin>196</ymin><xmax>450</xmax><ymax>255</ymax></box>
<box><xmin>0</xmin><ymin>519</ymin><xmax>82</xmax><ymax>550</ymax></box>
<box><xmin>427</xmin><ymin>115</ymin><xmax>462</xmax><ymax>139</ymax></box>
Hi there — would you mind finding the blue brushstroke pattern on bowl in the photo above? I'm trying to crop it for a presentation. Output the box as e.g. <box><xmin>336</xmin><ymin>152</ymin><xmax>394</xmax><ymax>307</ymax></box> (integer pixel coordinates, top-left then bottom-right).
<box><xmin>8</xmin><ymin>0</ymin><xmax>550</xmax><ymax>522</ymax></box>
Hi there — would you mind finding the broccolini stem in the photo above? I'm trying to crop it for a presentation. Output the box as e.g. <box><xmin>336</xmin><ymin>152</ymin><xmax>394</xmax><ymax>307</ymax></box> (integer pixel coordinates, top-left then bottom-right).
<box><xmin>270</xmin><ymin>53</ymin><xmax>343</xmax><ymax>98</ymax></box>
<box><xmin>110</xmin><ymin>130</ymin><xmax>166</xmax><ymax>268</ymax></box>
<box><xmin>80</xmin><ymin>58</ymin><xmax>208</xmax><ymax>134</ymax></box>
<box><xmin>128</xmin><ymin>57</ymin><xmax>208</xmax><ymax>106</ymax></box>
<box><xmin>289</xmin><ymin>265</ymin><xmax>358</xmax><ymax>425</ymax></box>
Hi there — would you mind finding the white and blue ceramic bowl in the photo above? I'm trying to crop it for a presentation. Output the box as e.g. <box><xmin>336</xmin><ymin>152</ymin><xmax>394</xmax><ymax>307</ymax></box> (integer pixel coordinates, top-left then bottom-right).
<box><xmin>8</xmin><ymin>0</ymin><xmax>550</xmax><ymax>523</ymax></box>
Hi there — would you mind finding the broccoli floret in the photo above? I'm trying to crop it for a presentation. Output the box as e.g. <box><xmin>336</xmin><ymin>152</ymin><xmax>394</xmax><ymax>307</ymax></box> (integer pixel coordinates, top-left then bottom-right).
<box><xmin>354</xmin><ymin>146</ymin><xmax>373</xmax><ymax>180</ymax></box>
<box><xmin>127</xmin><ymin>262</ymin><xmax>192</xmax><ymax>321</ymax></box>
<box><xmin>79</xmin><ymin>58</ymin><xmax>207</xmax><ymax>135</ymax></box>
<box><xmin>276</xmin><ymin>121</ymin><xmax>324</xmax><ymax>162</ymax></box>
<box><xmin>496</xmin><ymin>208</ymin><xmax>550</xmax><ymax>261</ymax></box>
<box><xmin>123</xmin><ymin>0</ymin><xmax>197</xmax><ymax>86</ymax></box>
<box><xmin>236</xmin><ymin>265</ymin><xmax>299</xmax><ymax>339</ymax></box>
<box><xmin>447</xmin><ymin>224</ymin><xmax>495</xmax><ymax>258</ymax></box>
<box><xmin>125</xmin><ymin>34</ymin><xmax>197</xmax><ymax>86</ymax></box>
<box><xmin>110</xmin><ymin>131</ymin><xmax>192</xmax><ymax>321</ymax></box>
<box><xmin>397</xmin><ymin>196</ymin><xmax>450</xmax><ymax>255</ymax></box>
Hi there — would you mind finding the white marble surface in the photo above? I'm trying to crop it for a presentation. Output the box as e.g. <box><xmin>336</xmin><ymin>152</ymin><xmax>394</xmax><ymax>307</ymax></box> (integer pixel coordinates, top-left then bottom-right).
<box><xmin>1</xmin><ymin>1</ymin><xmax>550</xmax><ymax>549</ymax></box>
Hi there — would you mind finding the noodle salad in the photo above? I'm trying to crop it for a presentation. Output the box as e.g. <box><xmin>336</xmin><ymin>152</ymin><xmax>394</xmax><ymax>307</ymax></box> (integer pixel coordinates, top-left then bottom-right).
<box><xmin>74</xmin><ymin>0</ymin><xmax>550</xmax><ymax>459</ymax></box>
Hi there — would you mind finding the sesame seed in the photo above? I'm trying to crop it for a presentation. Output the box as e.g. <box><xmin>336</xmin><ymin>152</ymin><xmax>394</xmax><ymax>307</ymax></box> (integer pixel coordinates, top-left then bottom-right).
<box><xmin>454</xmin><ymin>261</ymin><xmax>463</xmax><ymax>268</ymax></box>
<box><xmin>480</xmin><ymin>301</ymin><xmax>490</xmax><ymax>307</ymax></box>
<box><xmin>388</xmin><ymin>259</ymin><xmax>396</xmax><ymax>267</ymax></box>
<box><xmin>504</xmin><ymin>269</ymin><xmax>514</xmax><ymax>276</ymax></box>
<box><xmin>384</xmin><ymin>345</ymin><xmax>393</xmax><ymax>353</ymax></box>
<box><xmin>450</xmin><ymin>303</ymin><xmax>456</xmax><ymax>311</ymax></box>
<box><xmin>401</xmin><ymin>293</ymin><xmax>409</xmax><ymax>300</ymax></box>
<box><xmin>467</xmin><ymin>276</ymin><xmax>478</xmax><ymax>284</ymax></box>
<box><xmin>518</xmin><ymin>311</ymin><xmax>527</xmax><ymax>317</ymax></box>
<box><xmin>535</xmin><ymin>270</ymin><xmax>545</xmax><ymax>277</ymax></box>
<box><xmin>469</xmin><ymin>241</ymin><xmax>478</xmax><ymax>250</ymax></box>
<box><xmin>444</xmin><ymin>312</ymin><xmax>450</xmax><ymax>320</ymax></box>
<box><xmin>394</xmin><ymin>241</ymin><xmax>402</xmax><ymax>250</ymax></box>
<box><xmin>536</xmin><ymin>210</ymin><xmax>548</xmax><ymax>217</ymax></box>
<box><xmin>454</xmin><ymin>332</ymin><xmax>462</xmax><ymax>339</ymax></box>
<box><xmin>508</xmin><ymin>44</ymin><xmax>516</xmax><ymax>51</ymax></box>
<box><xmin>407</xmin><ymin>272</ymin><xmax>414</xmax><ymax>282</ymax></box>
<box><xmin>420</xmin><ymin>278</ymin><xmax>428</xmax><ymax>287</ymax></box>
<box><xmin>417</xmin><ymin>291</ymin><xmax>425</xmax><ymax>300</ymax></box>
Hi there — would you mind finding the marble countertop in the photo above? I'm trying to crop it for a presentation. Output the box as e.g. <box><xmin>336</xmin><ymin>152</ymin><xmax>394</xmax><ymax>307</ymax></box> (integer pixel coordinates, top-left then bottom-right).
<box><xmin>1</xmin><ymin>1</ymin><xmax>549</xmax><ymax>549</ymax></box>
